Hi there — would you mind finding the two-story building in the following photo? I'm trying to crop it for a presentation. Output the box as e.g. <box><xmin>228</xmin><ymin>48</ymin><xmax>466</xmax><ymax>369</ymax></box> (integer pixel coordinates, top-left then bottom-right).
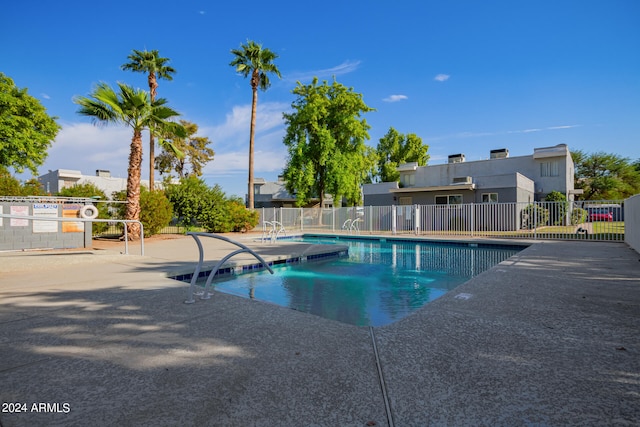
<box><xmin>364</xmin><ymin>144</ymin><xmax>576</xmax><ymax>206</ymax></box>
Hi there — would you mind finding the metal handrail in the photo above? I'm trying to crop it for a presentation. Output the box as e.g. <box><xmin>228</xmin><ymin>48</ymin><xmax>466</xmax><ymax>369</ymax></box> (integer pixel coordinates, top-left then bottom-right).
<box><xmin>185</xmin><ymin>232</ymin><xmax>274</xmax><ymax>304</ymax></box>
<box><xmin>0</xmin><ymin>214</ymin><xmax>144</xmax><ymax>255</ymax></box>
<box><xmin>342</xmin><ymin>218</ymin><xmax>362</xmax><ymax>234</ymax></box>
<box><xmin>261</xmin><ymin>220</ymin><xmax>287</xmax><ymax>243</ymax></box>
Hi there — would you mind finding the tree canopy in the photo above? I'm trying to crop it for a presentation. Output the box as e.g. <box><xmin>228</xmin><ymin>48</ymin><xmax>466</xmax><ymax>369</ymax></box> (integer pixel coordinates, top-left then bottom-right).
<box><xmin>282</xmin><ymin>78</ymin><xmax>374</xmax><ymax>206</ymax></box>
<box><xmin>230</xmin><ymin>40</ymin><xmax>281</xmax><ymax>209</ymax></box>
<box><xmin>0</xmin><ymin>166</ymin><xmax>44</xmax><ymax>196</ymax></box>
<box><xmin>572</xmin><ymin>150</ymin><xmax>640</xmax><ymax>200</ymax></box>
<box><xmin>375</xmin><ymin>127</ymin><xmax>429</xmax><ymax>182</ymax></box>
<box><xmin>156</xmin><ymin>120</ymin><xmax>214</xmax><ymax>178</ymax></box>
<box><xmin>0</xmin><ymin>73</ymin><xmax>60</xmax><ymax>174</ymax></box>
<box><xmin>122</xmin><ymin>49</ymin><xmax>176</xmax><ymax>191</ymax></box>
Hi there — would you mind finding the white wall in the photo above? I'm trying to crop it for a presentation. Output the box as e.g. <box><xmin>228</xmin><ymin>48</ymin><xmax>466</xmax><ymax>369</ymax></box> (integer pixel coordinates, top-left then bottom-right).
<box><xmin>624</xmin><ymin>194</ymin><xmax>640</xmax><ymax>254</ymax></box>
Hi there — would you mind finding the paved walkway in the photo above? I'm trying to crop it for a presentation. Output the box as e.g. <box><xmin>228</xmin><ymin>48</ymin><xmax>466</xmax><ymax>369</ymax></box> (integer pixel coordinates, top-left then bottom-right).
<box><xmin>0</xmin><ymin>235</ymin><xmax>638</xmax><ymax>426</ymax></box>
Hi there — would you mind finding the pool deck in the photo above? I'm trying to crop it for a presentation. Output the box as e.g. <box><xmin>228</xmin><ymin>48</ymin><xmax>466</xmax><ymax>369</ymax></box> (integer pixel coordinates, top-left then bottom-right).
<box><xmin>0</xmin><ymin>234</ymin><xmax>638</xmax><ymax>426</ymax></box>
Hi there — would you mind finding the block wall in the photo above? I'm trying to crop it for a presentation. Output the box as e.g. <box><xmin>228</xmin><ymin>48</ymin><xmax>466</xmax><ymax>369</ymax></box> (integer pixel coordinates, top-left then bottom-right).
<box><xmin>0</xmin><ymin>202</ymin><xmax>91</xmax><ymax>251</ymax></box>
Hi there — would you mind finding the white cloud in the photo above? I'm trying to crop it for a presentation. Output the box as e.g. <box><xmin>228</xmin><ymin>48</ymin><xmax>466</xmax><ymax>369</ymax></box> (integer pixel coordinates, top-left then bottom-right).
<box><xmin>383</xmin><ymin>94</ymin><xmax>408</xmax><ymax>103</ymax></box>
<box><xmin>434</xmin><ymin>74</ymin><xmax>450</xmax><ymax>82</ymax></box>
<box><xmin>41</xmin><ymin>93</ymin><xmax>51</xmax><ymax>99</ymax></box>
<box><xmin>198</xmin><ymin>10</ymin><xmax>205</xmax><ymax>15</ymax></box>
<box><xmin>209</xmin><ymin>102</ymin><xmax>287</xmax><ymax>147</ymax></box>
<box><xmin>286</xmin><ymin>60</ymin><xmax>361</xmax><ymax>83</ymax></box>
<box><xmin>33</xmin><ymin>123</ymin><xmax>133</xmax><ymax>178</ymax></box>
<box><xmin>430</xmin><ymin>124</ymin><xmax>581</xmax><ymax>141</ymax></box>
<box><xmin>205</xmin><ymin>149</ymin><xmax>286</xmax><ymax>175</ymax></box>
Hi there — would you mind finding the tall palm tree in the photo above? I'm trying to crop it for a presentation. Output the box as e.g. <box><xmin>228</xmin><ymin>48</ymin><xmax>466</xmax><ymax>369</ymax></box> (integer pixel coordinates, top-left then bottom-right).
<box><xmin>230</xmin><ymin>40</ymin><xmax>281</xmax><ymax>209</ymax></box>
<box><xmin>122</xmin><ymin>49</ymin><xmax>176</xmax><ymax>191</ymax></box>
<box><xmin>74</xmin><ymin>82</ymin><xmax>184</xmax><ymax>239</ymax></box>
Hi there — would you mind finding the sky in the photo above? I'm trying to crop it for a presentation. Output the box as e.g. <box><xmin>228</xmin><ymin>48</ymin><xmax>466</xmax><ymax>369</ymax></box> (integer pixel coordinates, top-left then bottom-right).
<box><xmin>2</xmin><ymin>0</ymin><xmax>639</xmax><ymax>198</ymax></box>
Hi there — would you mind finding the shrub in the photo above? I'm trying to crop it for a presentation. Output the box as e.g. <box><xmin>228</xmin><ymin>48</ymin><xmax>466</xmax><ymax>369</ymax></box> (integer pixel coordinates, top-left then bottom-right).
<box><xmin>521</xmin><ymin>204</ymin><xmax>550</xmax><ymax>229</ymax></box>
<box><xmin>165</xmin><ymin>176</ymin><xmax>225</xmax><ymax>229</ymax></box>
<box><xmin>165</xmin><ymin>177</ymin><xmax>259</xmax><ymax>233</ymax></box>
<box><xmin>571</xmin><ymin>207</ymin><xmax>588</xmax><ymax>225</ymax></box>
<box><xmin>112</xmin><ymin>187</ymin><xmax>174</xmax><ymax>237</ymax></box>
<box><xmin>139</xmin><ymin>188</ymin><xmax>173</xmax><ymax>236</ymax></box>
<box><xmin>544</xmin><ymin>191</ymin><xmax>568</xmax><ymax>226</ymax></box>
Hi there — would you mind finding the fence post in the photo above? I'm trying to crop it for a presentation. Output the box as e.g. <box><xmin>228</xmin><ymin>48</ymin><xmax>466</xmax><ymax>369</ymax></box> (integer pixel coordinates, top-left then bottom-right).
<box><xmin>414</xmin><ymin>204</ymin><xmax>420</xmax><ymax>235</ymax></box>
<box><xmin>392</xmin><ymin>205</ymin><xmax>397</xmax><ymax>235</ymax></box>
<box><xmin>470</xmin><ymin>203</ymin><xmax>474</xmax><ymax>237</ymax></box>
<box><xmin>534</xmin><ymin>202</ymin><xmax>538</xmax><ymax>240</ymax></box>
<box><xmin>332</xmin><ymin>206</ymin><xmax>335</xmax><ymax>232</ymax></box>
<box><xmin>300</xmin><ymin>207</ymin><xmax>304</xmax><ymax>231</ymax></box>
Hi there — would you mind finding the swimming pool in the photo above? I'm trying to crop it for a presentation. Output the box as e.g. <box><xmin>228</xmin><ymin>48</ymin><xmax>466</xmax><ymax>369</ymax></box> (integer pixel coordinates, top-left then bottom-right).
<box><xmin>198</xmin><ymin>236</ymin><xmax>524</xmax><ymax>327</ymax></box>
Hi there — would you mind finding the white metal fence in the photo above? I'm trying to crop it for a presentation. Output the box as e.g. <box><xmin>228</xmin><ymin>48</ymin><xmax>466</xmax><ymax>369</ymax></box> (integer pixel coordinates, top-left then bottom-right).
<box><xmin>257</xmin><ymin>200</ymin><xmax>625</xmax><ymax>241</ymax></box>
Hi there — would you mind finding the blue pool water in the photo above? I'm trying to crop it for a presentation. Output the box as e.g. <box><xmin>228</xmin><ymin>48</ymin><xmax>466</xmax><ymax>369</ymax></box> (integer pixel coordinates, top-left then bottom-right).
<box><xmin>205</xmin><ymin>237</ymin><xmax>523</xmax><ymax>327</ymax></box>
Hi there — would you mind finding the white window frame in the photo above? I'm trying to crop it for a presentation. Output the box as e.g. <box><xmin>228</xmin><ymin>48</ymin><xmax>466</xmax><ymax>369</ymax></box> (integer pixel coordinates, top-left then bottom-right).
<box><xmin>540</xmin><ymin>161</ymin><xmax>559</xmax><ymax>177</ymax></box>
<box><xmin>435</xmin><ymin>194</ymin><xmax>463</xmax><ymax>205</ymax></box>
<box><xmin>400</xmin><ymin>173</ymin><xmax>415</xmax><ymax>187</ymax></box>
<box><xmin>482</xmin><ymin>193</ymin><xmax>499</xmax><ymax>203</ymax></box>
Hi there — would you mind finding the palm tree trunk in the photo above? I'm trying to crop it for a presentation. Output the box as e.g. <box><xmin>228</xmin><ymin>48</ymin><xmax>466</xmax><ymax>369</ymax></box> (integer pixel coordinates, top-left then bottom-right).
<box><xmin>149</xmin><ymin>134</ymin><xmax>155</xmax><ymax>190</ymax></box>
<box><xmin>148</xmin><ymin>73</ymin><xmax>158</xmax><ymax>191</ymax></box>
<box><xmin>248</xmin><ymin>86</ymin><xmax>258</xmax><ymax>209</ymax></box>
<box><xmin>125</xmin><ymin>131</ymin><xmax>144</xmax><ymax>239</ymax></box>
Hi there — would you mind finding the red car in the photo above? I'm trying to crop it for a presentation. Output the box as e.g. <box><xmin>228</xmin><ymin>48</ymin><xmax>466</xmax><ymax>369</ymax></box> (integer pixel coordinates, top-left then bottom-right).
<box><xmin>589</xmin><ymin>208</ymin><xmax>613</xmax><ymax>222</ymax></box>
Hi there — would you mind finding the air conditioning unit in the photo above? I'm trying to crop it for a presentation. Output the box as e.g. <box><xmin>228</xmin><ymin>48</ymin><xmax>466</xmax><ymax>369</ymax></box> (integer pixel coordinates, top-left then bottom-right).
<box><xmin>490</xmin><ymin>148</ymin><xmax>509</xmax><ymax>159</ymax></box>
<box><xmin>452</xmin><ymin>176</ymin><xmax>472</xmax><ymax>184</ymax></box>
<box><xmin>448</xmin><ymin>153</ymin><xmax>466</xmax><ymax>163</ymax></box>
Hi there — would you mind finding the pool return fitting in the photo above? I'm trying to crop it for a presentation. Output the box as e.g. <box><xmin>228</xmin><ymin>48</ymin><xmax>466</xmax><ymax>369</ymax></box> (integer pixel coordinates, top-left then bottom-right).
<box><xmin>185</xmin><ymin>232</ymin><xmax>274</xmax><ymax>304</ymax></box>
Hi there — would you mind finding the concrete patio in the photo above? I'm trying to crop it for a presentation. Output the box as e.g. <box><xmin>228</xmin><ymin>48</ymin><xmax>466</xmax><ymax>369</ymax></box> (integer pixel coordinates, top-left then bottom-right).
<box><xmin>0</xmin><ymin>235</ymin><xmax>638</xmax><ymax>426</ymax></box>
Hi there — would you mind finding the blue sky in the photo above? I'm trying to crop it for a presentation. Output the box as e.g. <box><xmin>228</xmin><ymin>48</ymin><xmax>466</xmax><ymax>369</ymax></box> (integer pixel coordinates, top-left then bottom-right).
<box><xmin>3</xmin><ymin>0</ymin><xmax>639</xmax><ymax>198</ymax></box>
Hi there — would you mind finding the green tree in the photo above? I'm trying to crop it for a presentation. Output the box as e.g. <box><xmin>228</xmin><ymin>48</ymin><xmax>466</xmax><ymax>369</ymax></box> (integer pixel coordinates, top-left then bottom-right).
<box><xmin>230</xmin><ymin>40</ymin><xmax>281</xmax><ymax>209</ymax></box>
<box><xmin>376</xmin><ymin>127</ymin><xmax>429</xmax><ymax>182</ymax></box>
<box><xmin>0</xmin><ymin>73</ymin><xmax>60</xmax><ymax>174</ymax></box>
<box><xmin>156</xmin><ymin>120</ymin><xmax>214</xmax><ymax>178</ymax></box>
<box><xmin>122</xmin><ymin>49</ymin><xmax>176</xmax><ymax>191</ymax></box>
<box><xmin>0</xmin><ymin>167</ymin><xmax>45</xmax><ymax>196</ymax></box>
<box><xmin>572</xmin><ymin>150</ymin><xmax>640</xmax><ymax>200</ymax></box>
<box><xmin>282</xmin><ymin>78</ymin><xmax>374</xmax><ymax>207</ymax></box>
<box><xmin>74</xmin><ymin>82</ymin><xmax>184</xmax><ymax>239</ymax></box>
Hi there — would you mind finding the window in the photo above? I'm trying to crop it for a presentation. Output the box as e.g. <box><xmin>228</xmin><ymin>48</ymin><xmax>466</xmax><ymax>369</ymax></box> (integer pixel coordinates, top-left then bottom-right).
<box><xmin>482</xmin><ymin>193</ymin><xmax>498</xmax><ymax>203</ymax></box>
<box><xmin>540</xmin><ymin>161</ymin><xmax>559</xmax><ymax>177</ymax></box>
<box><xmin>400</xmin><ymin>173</ymin><xmax>415</xmax><ymax>187</ymax></box>
<box><xmin>398</xmin><ymin>196</ymin><xmax>412</xmax><ymax>205</ymax></box>
<box><xmin>435</xmin><ymin>194</ymin><xmax>462</xmax><ymax>205</ymax></box>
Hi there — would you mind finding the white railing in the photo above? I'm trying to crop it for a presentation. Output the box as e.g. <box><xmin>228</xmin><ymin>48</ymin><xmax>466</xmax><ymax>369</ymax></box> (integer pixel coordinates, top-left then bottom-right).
<box><xmin>261</xmin><ymin>220</ymin><xmax>287</xmax><ymax>243</ymax></box>
<box><xmin>257</xmin><ymin>200</ymin><xmax>626</xmax><ymax>241</ymax></box>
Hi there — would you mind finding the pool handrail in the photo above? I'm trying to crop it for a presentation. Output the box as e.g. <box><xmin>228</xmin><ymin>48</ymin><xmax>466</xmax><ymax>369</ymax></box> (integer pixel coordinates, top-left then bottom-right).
<box><xmin>342</xmin><ymin>218</ymin><xmax>362</xmax><ymax>235</ymax></box>
<box><xmin>185</xmin><ymin>232</ymin><xmax>274</xmax><ymax>304</ymax></box>
<box><xmin>261</xmin><ymin>220</ymin><xmax>287</xmax><ymax>243</ymax></box>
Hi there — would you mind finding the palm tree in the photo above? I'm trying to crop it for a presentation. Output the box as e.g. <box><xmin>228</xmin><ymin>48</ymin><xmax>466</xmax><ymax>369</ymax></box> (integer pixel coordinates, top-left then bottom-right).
<box><xmin>122</xmin><ymin>49</ymin><xmax>176</xmax><ymax>191</ymax></box>
<box><xmin>74</xmin><ymin>82</ymin><xmax>184</xmax><ymax>239</ymax></box>
<box><xmin>230</xmin><ymin>41</ymin><xmax>281</xmax><ymax>209</ymax></box>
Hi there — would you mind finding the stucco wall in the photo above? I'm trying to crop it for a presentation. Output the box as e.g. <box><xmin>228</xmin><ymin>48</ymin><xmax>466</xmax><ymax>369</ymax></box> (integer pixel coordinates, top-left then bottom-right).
<box><xmin>624</xmin><ymin>194</ymin><xmax>640</xmax><ymax>254</ymax></box>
